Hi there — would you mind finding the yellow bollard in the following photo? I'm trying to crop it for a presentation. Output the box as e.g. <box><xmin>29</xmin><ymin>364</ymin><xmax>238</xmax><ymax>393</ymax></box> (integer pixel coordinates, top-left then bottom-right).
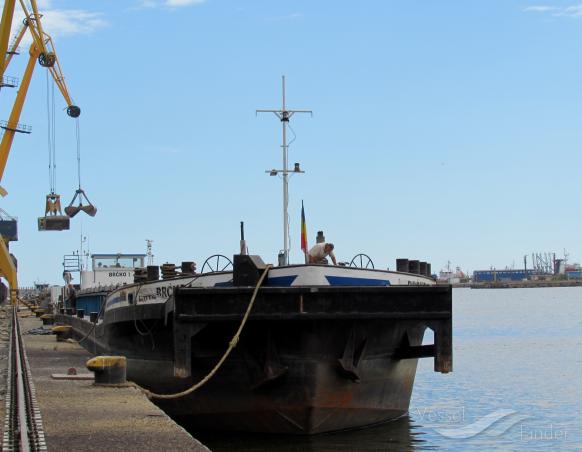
<box><xmin>52</xmin><ymin>325</ymin><xmax>72</xmax><ymax>342</ymax></box>
<box><xmin>86</xmin><ymin>356</ymin><xmax>127</xmax><ymax>385</ymax></box>
<box><xmin>40</xmin><ymin>313</ymin><xmax>54</xmax><ymax>325</ymax></box>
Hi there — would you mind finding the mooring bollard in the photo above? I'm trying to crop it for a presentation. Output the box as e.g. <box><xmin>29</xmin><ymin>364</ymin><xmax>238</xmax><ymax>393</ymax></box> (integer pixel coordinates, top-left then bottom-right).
<box><xmin>86</xmin><ymin>356</ymin><xmax>127</xmax><ymax>385</ymax></box>
<box><xmin>34</xmin><ymin>308</ymin><xmax>46</xmax><ymax>318</ymax></box>
<box><xmin>52</xmin><ymin>325</ymin><xmax>73</xmax><ymax>342</ymax></box>
<box><xmin>90</xmin><ymin>312</ymin><xmax>98</xmax><ymax>323</ymax></box>
<box><xmin>40</xmin><ymin>314</ymin><xmax>54</xmax><ymax>326</ymax></box>
<box><xmin>396</xmin><ymin>258</ymin><xmax>410</xmax><ymax>273</ymax></box>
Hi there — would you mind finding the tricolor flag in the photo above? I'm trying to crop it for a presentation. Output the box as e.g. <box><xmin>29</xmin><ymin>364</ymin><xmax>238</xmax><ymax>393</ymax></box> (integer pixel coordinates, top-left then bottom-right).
<box><xmin>301</xmin><ymin>201</ymin><xmax>308</xmax><ymax>262</ymax></box>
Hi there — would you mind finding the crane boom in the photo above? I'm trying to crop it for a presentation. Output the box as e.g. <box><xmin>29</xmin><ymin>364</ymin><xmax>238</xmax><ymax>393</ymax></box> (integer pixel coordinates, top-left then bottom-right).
<box><xmin>0</xmin><ymin>242</ymin><xmax>17</xmax><ymax>303</ymax></box>
<box><xmin>0</xmin><ymin>42</ymin><xmax>38</xmax><ymax>190</ymax></box>
<box><xmin>0</xmin><ymin>0</ymin><xmax>17</xmax><ymax>78</ymax></box>
<box><xmin>2</xmin><ymin>18</ymin><xmax>28</xmax><ymax>74</ymax></box>
<box><xmin>42</xmin><ymin>34</ymin><xmax>80</xmax><ymax>117</ymax></box>
<box><xmin>3</xmin><ymin>16</ymin><xmax>80</xmax><ymax>118</ymax></box>
<box><xmin>1</xmin><ymin>0</ymin><xmax>52</xmax><ymax>78</ymax></box>
<box><xmin>0</xmin><ymin>26</ymin><xmax>81</xmax><ymax>191</ymax></box>
<box><xmin>17</xmin><ymin>0</ymin><xmax>51</xmax><ymax>64</ymax></box>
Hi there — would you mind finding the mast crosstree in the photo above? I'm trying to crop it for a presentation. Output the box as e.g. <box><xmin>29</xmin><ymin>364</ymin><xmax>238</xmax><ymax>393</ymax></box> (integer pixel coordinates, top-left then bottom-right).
<box><xmin>257</xmin><ymin>76</ymin><xmax>312</xmax><ymax>265</ymax></box>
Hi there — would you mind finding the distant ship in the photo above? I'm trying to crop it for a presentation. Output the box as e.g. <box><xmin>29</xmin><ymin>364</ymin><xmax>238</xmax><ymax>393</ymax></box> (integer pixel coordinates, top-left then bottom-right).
<box><xmin>438</xmin><ymin>262</ymin><xmax>467</xmax><ymax>284</ymax></box>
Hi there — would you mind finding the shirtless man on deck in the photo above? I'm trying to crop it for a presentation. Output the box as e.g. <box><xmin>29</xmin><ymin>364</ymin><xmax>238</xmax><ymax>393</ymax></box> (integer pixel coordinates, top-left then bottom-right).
<box><xmin>308</xmin><ymin>243</ymin><xmax>337</xmax><ymax>265</ymax></box>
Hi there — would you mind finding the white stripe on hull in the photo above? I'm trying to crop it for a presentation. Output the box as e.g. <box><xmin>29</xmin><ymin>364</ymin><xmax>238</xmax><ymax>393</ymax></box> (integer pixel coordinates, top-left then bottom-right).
<box><xmin>99</xmin><ymin>265</ymin><xmax>434</xmax><ymax>313</ymax></box>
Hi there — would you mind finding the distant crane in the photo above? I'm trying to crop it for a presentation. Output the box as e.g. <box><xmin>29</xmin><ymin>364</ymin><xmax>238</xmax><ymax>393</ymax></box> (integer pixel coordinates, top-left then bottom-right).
<box><xmin>531</xmin><ymin>252</ymin><xmax>555</xmax><ymax>275</ymax></box>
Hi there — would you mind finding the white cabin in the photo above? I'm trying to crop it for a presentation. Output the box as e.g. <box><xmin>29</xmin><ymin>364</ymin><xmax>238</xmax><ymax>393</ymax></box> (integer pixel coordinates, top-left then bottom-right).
<box><xmin>80</xmin><ymin>253</ymin><xmax>145</xmax><ymax>290</ymax></box>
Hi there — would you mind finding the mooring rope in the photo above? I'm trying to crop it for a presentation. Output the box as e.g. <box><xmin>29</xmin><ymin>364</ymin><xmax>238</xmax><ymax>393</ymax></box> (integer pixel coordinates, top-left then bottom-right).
<box><xmin>141</xmin><ymin>264</ymin><xmax>272</xmax><ymax>400</ymax></box>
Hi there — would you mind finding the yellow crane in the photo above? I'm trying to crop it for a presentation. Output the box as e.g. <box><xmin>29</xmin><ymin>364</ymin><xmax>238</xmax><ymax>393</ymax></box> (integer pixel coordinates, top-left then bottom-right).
<box><xmin>0</xmin><ymin>1</ymin><xmax>17</xmax><ymax>80</ymax></box>
<box><xmin>0</xmin><ymin>1</ymin><xmax>80</xmax><ymax>303</ymax></box>
<box><xmin>1</xmin><ymin>0</ymin><xmax>60</xmax><ymax>80</ymax></box>
<box><xmin>0</xmin><ymin>17</ymin><xmax>81</xmax><ymax>188</ymax></box>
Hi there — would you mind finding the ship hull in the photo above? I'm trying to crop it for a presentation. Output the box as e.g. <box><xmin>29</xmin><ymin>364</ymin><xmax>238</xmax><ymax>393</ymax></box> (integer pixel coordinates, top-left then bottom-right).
<box><xmin>58</xmin><ymin>282</ymin><xmax>452</xmax><ymax>435</ymax></box>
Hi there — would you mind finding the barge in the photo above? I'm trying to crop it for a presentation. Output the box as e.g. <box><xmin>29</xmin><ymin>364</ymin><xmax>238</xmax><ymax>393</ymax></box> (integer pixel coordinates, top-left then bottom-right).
<box><xmin>56</xmin><ymin>253</ymin><xmax>452</xmax><ymax>434</ymax></box>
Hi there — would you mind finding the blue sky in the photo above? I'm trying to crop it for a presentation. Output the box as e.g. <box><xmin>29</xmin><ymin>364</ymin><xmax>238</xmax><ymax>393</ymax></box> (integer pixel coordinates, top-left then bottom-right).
<box><xmin>2</xmin><ymin>0</ymin><xmax>582</xmax><ymax>285</ymax></box>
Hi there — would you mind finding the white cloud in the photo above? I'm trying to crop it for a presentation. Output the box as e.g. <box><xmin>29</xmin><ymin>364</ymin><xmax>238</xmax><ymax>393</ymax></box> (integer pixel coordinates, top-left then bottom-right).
<box><xmin>523</xmin><ymin>6</ymin><xmax>556</xmax><ymax>12</ymax></box>
<box><xmin>37</xmin><ymin>0</ymin><xmax>53</xmax><ymax>8</ymax></box>
<box><xmin>40</xmin><ymin>10</ymin><xmax>107</xmax><ymax>36</ymax></box>
<box><xmin>10</xmin><ymin>7</ymin><xmax>106</xmax><ymax>46</ymax></box>
<box><xmin>136</xmin><ymin>0</ymin><xmax>158</xmax><ymax>8</ymax></box>
<box><xmin>135</xmin><ymin>0</ymin><xmax>206</xmax><ymax>8</ymax></box>
<box><xmin>560</xmin><ymin>5</ymin><xmax>582</xmax><ymax>16</ymax></box>
<box><xmin>165</xmin><ymin>0</ymin><xmax>205</xmax><ymax>6</ymax></box>
<box><xmin>524</xmin><ymin>4</ymin><xmax>582</xmax><ymax>17</ymax></box>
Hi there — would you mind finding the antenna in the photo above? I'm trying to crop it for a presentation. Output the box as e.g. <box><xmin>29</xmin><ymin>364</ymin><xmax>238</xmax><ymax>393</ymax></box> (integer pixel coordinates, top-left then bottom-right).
<box><xmin>257</xmin><ymin>76</ymin><xmax>312</xmax><ymax>265</ymax></box>
<box><xmin>79</xmin><ymin>228</ymin><xmax>89</xmax><ymax>271</ymax></box>
<box><xmin>146</xmin><ymin>239</ymin><xmax>154</xmax><ymax>265</ymax></box>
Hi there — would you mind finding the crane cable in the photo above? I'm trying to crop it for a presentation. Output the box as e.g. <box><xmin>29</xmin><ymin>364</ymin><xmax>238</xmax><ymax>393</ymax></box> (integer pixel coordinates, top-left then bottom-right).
<box><xmin>75</xmin><ymin>117</ymin><xmax>82</xmax><ymax>190</ymax></box>
<box><xmin>46</xmin><ymin>70</ymin><xmax>56</xmax><ymax>194</ymax></box>
<box><xmin>140</xmin><ymin>264</ymin><xmax>272</xmax><ymax>400</ymax></box>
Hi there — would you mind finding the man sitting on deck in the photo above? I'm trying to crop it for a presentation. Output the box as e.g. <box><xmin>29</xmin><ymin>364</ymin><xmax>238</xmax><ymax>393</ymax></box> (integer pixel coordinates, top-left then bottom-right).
<box><xmin>308</xmin><ymin>243</ymin><xmax>337</xmax><ymax>265</ymax></box>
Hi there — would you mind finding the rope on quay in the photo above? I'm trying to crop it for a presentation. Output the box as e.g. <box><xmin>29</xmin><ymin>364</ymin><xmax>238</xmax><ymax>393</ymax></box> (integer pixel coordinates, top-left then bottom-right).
<box><xmin>139</xmin><ymin>264</ymin><xmax>272</xmax><ymax>400</ymax></box>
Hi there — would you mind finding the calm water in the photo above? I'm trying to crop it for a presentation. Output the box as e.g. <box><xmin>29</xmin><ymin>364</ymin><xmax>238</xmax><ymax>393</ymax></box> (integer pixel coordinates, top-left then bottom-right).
<box><xmin>193</xmin><ymin>287</ymin><xmax>582</xmax><ymax>451</ymax></box>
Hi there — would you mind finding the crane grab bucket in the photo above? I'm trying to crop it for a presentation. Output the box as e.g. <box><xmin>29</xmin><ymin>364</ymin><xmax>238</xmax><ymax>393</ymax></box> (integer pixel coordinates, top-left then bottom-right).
<box><xmin>65</xmin><ymin>188</ymin><xmax>97</xmax><ymax>218</ymax></box>
<box><xmin>38</xmin><ymin>193</ymin><xmax>70</xmax><ymax>231</ymax></box>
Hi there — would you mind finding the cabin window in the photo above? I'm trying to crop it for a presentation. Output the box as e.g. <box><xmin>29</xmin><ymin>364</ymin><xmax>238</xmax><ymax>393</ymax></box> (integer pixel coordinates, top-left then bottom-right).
<box><xmin>128</xmin><ymin>293</ymin><xmax>134</xmax><ymax>305</ymax></box>
<box><xmin>93</xmin><ymin>255</ymin><xmax>145</xmax><ymax>270</ymax></box>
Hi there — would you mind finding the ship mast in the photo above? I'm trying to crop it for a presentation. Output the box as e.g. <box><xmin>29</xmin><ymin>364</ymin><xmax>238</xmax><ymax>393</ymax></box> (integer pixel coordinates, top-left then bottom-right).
<box><xmin>257</xmin><ymin>76</ymin><xmax>312</xmax><ymax>265</ymax></box>
<box><xmin>146</xmin><ymin>239</ymin><xmax>154</xmax><ymax>265</ymax></box>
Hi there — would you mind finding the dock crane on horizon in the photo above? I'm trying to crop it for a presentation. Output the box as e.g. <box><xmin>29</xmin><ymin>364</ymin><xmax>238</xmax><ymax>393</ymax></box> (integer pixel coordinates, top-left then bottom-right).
<box><xmin>0</xmin><ymin>0</ymin><xmax>84</xmax><ymax>304</ymax></box>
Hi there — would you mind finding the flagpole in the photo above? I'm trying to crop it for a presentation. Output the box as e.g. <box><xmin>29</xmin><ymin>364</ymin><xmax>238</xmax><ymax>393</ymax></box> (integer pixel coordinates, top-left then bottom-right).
<box><xmin>301</xmin><ymin>200</ymin><xmax>309</xmax><ymax>264</ymax></box>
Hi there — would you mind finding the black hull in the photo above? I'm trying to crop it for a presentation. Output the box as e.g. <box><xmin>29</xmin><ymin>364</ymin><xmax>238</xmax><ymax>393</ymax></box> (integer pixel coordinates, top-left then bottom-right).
<box><xmin>58</xmin><ymin>285</ymin><xmax>452</xmax><ymax>434</ymax></box>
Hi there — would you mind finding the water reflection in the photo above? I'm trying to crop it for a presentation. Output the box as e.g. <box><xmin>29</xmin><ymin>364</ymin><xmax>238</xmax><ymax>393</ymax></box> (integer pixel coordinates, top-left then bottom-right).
<box><xmin>191</xmin><ymin>416</ymin><xmax>435</xmax><ymax>452</ymax></box>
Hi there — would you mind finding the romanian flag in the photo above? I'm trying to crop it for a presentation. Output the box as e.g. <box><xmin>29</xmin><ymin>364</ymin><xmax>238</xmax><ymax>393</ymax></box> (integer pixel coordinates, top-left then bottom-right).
<box><xmin>301</xmin><ymin>201</ymin><xmax>308</xmax><ymax>257</ymax></box>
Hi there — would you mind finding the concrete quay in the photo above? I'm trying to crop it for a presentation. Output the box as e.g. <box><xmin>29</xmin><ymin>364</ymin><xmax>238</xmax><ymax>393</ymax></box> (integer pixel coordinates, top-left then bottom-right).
<box><xmin>13</xmin><ymin>308</ymin><xmax>208</xmax><ymax>452</ymax></box>
<box><xmin>469</xmin><ymin>279</ymin><xmax>582</xmax><ymax>289</ymax></box>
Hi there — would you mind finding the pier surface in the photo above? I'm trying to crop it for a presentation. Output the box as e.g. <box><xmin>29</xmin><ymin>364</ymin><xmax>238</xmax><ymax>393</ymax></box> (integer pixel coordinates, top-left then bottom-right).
<box><xmin>469</xmin><ymin>279</ymin><xmax>582</xmax><ymax>289</ymax></box>
<box><xmin>15</xmin><ymin>309</ymin><xmax>208</xmax><ymax>452</ymax></box>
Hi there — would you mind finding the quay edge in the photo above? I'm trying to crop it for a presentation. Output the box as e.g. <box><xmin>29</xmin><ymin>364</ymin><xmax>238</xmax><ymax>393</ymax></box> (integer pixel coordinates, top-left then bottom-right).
<box><xmin>17</xmin><ymin>307</ymin><xmax>209</xmax><ymax>451</ymax></box>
